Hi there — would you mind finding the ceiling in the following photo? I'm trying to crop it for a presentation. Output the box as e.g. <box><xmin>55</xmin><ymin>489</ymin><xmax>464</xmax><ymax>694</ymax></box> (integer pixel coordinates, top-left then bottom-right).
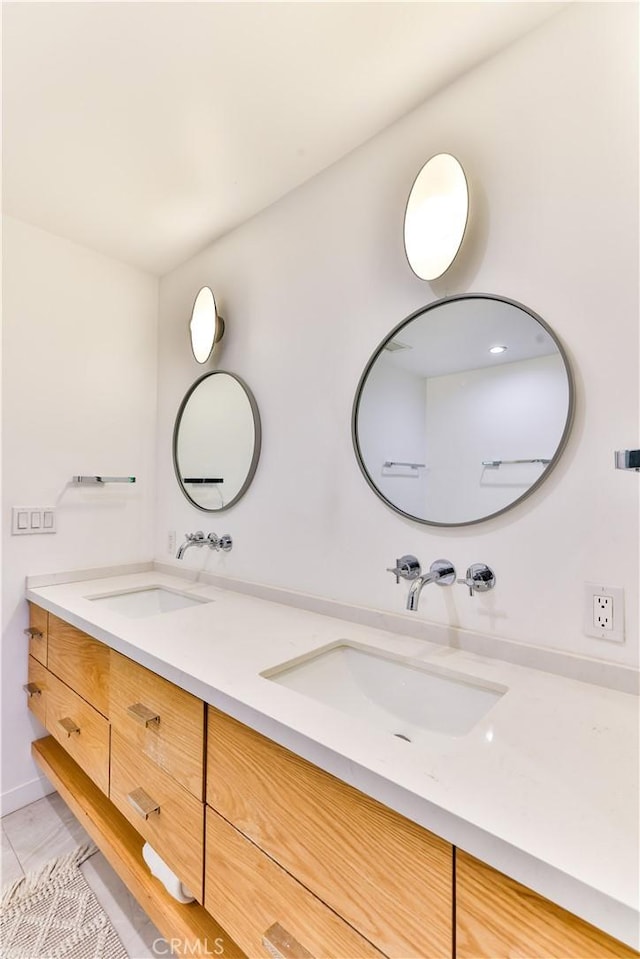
<box><xmin>2</xmin><ymin>2</ymin><xmax>567</xmax><ymax>276</ymax></box>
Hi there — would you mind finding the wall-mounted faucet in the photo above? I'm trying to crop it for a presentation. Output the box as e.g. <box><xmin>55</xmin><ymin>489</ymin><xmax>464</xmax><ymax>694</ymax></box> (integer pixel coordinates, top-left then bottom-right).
<box><xmin>176</xmin><ymin>531</ymin><xmax>233</xmax><ymax>560</ymax></box>
<box><xmin>406</xmin><ymin>559</ymin><xmax>456</xmax><ymax>611</ymax></box>
<box><xmin>387</xmin><ymin>555</ymin><xmax>495</xmax><ymax>610</ymax></box>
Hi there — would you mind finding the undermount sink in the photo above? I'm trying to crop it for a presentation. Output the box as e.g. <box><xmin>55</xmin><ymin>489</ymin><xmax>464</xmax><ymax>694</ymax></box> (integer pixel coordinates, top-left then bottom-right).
<box><xmin>87</xmin><ymin>586</ymin><xmax>212</xmax><ymax>618</ymax></box>
<box><xmin>263</xmin><ymin>643</ymin><xmax>507</xmax><ymax>739</ymax></box>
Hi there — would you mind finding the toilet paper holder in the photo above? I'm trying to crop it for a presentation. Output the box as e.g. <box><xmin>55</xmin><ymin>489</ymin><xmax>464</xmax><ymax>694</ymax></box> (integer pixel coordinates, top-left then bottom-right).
<box><xmin>142</xmin><ymin>842</ymin><xmax>195</xmax><ymax>904</ymax></box>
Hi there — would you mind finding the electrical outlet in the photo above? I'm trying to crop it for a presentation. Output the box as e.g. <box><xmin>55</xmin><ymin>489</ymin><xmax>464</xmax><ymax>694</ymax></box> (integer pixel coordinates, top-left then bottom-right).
<box><xmin>584</xmin><ymin>583</ymin><xmax>624</xmax><ymax>642</ymax></box>
<box><xmin>168</xmin><ymin>530</ymin><xmax>176</xmax><ymax>555</ymax></box>
<box><xmin>593</xmin><ymin>594</ymin><xmax>613</xmax><ymax>630</ymax></box>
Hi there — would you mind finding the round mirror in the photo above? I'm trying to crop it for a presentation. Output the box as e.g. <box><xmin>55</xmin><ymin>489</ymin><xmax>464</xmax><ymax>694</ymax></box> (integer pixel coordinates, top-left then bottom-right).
<box><xmin>173</xmin><ymin>371</ymin><xmax>261</xmax><ymax>512</ymax></box>
<box><xmin>352</xmin><ymin>294</ymin><xmax>574</xmax><ymax>527</ymax></box>
<box><xmin>404</xmin><ymin>154</ymin><xmax>469</xmax><ymax>280</ymax></box>
<box><xmin>189</xmin><ymin>286</ymin><xmax>224</xmax><ymax>364</ymax></box>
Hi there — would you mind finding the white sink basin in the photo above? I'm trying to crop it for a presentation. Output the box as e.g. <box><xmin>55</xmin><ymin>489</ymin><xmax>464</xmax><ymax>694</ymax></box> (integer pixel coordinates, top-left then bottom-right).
<box><xmin>264</xmin><ymin>644</ymin><xmax>507</xmax><ymax>739</ymax></box>
<box><xmin>87</xmin><ymin>586</ymin><xmax>212</xmax><ymax>618</ymax></box>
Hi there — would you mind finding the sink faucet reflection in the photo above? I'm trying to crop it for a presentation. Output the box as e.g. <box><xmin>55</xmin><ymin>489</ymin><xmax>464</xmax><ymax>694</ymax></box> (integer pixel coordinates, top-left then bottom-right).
<box><xmin>176</xmin><ymin>531</ymin><xmax>233</xmax><ymax>560</ymax></box>
<box><xmin>406</xmin><ymin>559</ymin><xmax>456</xmax><ymax>611</ymax></box>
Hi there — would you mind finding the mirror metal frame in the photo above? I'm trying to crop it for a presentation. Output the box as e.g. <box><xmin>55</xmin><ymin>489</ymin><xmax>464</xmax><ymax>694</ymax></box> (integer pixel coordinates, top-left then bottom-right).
<box><xmin>173</xmin><ymin>369</ymin><xmax>262</xmax><ymax>513</ymax></box>
<box><xmin>351</xmin><ymin>293</ymin><xmax>575</xmax><ymax>527</ymax></box>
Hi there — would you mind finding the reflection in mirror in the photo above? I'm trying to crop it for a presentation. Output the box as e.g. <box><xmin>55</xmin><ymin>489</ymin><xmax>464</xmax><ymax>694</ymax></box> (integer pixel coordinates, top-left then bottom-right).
<box><xmin>404</xmin><ymin>154</ymin><xmax>469</xmax><ymax>281</ymax></box>
<box><xmin>352</xmin><ymin>295</ymin><xmax>573</xmax><ymax>527</ymax></box>
<box><xmin>173</xmin><ymin>371</ymin><xmax>261</xmax><ymax>512</ymax></box>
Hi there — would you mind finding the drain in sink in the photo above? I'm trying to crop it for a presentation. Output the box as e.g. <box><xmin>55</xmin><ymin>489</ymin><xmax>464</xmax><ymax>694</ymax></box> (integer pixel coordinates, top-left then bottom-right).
<box><xmin>393</xmin><ymin>732</ymin><xmax>412</xmax><ymax>742</ymax></box>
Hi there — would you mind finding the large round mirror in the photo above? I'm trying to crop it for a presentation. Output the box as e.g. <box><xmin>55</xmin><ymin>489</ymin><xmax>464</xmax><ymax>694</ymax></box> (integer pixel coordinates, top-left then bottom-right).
<box><xmin>352</xmin><ymin>294</ymin><xmax>574</xmax><ymax>527</ymax></box>
<box><xmin>404</xmin><ymin>153</ymin><xmax>469</xmax><ymax>281</ymax></box>
<box><xmin>173</xmin><ymin>371</ymin><xmax>261</xmax><ymax>512</ymax></box>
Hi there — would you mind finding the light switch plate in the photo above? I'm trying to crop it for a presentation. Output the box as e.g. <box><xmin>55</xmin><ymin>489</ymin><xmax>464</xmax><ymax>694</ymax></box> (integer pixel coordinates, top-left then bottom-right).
<box><xmin>12</xmin><ymin>507</ymin><xmax>57</xmax><ymax>535</ymax></box>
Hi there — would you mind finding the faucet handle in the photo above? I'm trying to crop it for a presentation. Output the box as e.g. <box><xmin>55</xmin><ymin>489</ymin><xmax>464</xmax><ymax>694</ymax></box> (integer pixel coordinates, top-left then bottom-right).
<box><xmin>206</xmin><ymin>532</ymin><xmax>233</xmax><ymax>552</ymax></box>
<box><xmin>387</xmin><ymin>554</ymin><xmax>421</xmax><ymax>584</ymax></box>
<box><xmin>457</xmin><ymin>563</ymin><xmax>496</xmax><ymax>597</ymax></box>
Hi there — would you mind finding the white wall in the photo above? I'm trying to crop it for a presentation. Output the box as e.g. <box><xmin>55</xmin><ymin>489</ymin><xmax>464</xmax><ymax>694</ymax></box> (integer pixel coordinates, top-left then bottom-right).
<box><xmin>1</xmin><ymin>216</ymin><xmax>158</xmax><ymax>812</ymax></box>
<box><xmin>155</xmin><ymin>3</ymin><xmax>638</xmax><ymax>670</ymax></box>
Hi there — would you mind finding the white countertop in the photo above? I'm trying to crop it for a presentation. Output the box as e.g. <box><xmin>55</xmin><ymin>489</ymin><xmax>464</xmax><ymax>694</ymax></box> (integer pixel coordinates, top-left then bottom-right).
<box><xmin>26</xmin><ymin>569</ymin><xmax>639</xmax><ymax>950</ymax></box>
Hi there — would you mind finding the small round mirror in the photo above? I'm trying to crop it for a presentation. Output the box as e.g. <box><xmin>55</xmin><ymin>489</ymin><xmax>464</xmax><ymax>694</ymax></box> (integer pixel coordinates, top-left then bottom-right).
<box><xmin>189</xmin><ymin>286</ymin><xmax>224</xmax><ymax>364</ymax></box>
<box><xmin>173</xmin><ymin>371</ymin><xmax>261</xmax><ymax>512</ymax></box>
<box><xmin>404</xmin><ymin>154</ymin><xmax>469</xmax><ymax>281</ymax></box>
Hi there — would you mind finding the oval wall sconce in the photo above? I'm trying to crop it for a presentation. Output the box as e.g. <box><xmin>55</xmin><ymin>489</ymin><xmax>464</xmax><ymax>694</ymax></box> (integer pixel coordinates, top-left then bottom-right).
<box><xmin>189</xmin><ymin>286</ymin><xmax>225</xmax><ymax>364</ymax></box>
<box><xmin>403</xmin><ymin>153</ymin><xmax>469</xmax><ymax>281</ymax></box>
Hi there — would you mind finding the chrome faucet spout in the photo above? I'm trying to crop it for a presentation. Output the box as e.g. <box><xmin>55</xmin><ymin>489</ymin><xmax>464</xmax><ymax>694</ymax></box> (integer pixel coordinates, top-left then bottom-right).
<box><xmin>406</xmin><ymin>573</ymin><xmax>435</xmax><ymax>611</ymax></box>
<box><xmin>176</xmin><ymin>530</ymin><xmax>205</xmax><ymax>559</ymax></box>
<box><xmin>405</xmin><ymin>559</ymin><xmax>456</xmax><ymax>611</ymax></box>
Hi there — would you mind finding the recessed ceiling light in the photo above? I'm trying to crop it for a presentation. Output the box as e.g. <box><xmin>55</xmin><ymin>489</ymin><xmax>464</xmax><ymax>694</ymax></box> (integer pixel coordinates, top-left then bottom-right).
<box><xmin>489</xmin><ymin>345</ymin><xmax>507</xmax><ymax>354</ymax></box>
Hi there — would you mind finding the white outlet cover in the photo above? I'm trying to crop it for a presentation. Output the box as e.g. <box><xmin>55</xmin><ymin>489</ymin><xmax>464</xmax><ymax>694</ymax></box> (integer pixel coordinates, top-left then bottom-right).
<box><xmin>584</xmin><ymin>583</ymin><xmax>625</xmax><ymax>642</ymax></box>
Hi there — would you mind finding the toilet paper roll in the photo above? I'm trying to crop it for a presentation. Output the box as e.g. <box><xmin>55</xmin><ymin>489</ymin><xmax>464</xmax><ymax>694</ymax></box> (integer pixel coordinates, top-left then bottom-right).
<box><xmin>142</xmin><ymin>842</ymin><xmax>195</xmax><ymax>903</ymax></box>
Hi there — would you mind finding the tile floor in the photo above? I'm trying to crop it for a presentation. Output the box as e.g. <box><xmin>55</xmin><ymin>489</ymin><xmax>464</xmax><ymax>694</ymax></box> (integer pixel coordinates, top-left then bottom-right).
<box><xmin>2</xmin><ymin>791</ymin><xmax>162</xmax><ymax>958</ymax></box>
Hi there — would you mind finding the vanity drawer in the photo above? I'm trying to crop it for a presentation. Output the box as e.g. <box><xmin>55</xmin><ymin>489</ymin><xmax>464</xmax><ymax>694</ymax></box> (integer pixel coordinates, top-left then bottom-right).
<box><xmin>456</xmin><ymin>851</ymin><xmax>640</xmax><ymax>958</ymax></box>
<box><xmin>45</xmin><ymin>667</ymin><xmax>110</xmax><ymax>795</ymax></box>
<box><xmin>25</xmin><ymin>655</ymin><xmax>49</xmax><ymax>726</ymax></box>
<box><xmin>110</xmin><ymin>728</ymin><xmax>204</xmax><ymax>903</ymax></box>
<box><xmin>207</xmin><ymin>707</ymin><xmax>452</xmax><ymax>959</ymax></box>
<box><xmin>205</xmin><ymin>807</ymin><xmax>385</xmax><ymax>959</ymax></box>
<box><xmin>47</xmin><ymin>614</ymin><xmax>110</xmax><ymax>717</ymax></box>
<box><xmin>109</xmin><ymin>651</ymin><xmax>205</xmax><ymax>800</ymax></box>
<box><xmin>26</xmin><ymin>603</ymin><xmax>48</xmax><ymax>665</ymax></box>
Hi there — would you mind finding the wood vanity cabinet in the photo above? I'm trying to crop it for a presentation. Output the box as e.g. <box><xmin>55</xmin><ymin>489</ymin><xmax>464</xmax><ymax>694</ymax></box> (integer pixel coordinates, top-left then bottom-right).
<box><xmin>25</xmin><ymin>604</ymin><xmax>639</xmax><ymax>959</ymax></box>
<box><xmin>456</xmin><ymin>851</ymin><xmax>639</xmax><ymax>959</ymax></box>
<box><xmin>206</xmin><ymin>706</ymin><xmax>453</xmax><ymax>959</ymax></box>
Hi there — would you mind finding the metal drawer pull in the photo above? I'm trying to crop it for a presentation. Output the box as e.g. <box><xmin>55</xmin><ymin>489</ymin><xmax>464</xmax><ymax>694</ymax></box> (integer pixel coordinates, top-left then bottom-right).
<box><xmin>127</xmin><ymin>787</ymin><xmax>160</xmax><ymax>820</ymax></box>
<box><xmin>23</xmin><ymin>682</ymin><xmax>42</xmax><ymax>697</ymax></box>
<box><xmin>58</xmin><ymin>717</ymin><xmax>80</xmax><ymax>737</ymax></box>
<box><xmin>24</xmin><ymin>627</ymin><xmax>43</xmax><ymax>640</ymax></box>
<box><xmin>127</xmin><ymin>703</ymin><xmax>160</xmax><ymax>727</ymax></box>
<box><xmin>262</xmin><ymin>923</ymin><xmax>314</xmax><ymax>959</ymax></box>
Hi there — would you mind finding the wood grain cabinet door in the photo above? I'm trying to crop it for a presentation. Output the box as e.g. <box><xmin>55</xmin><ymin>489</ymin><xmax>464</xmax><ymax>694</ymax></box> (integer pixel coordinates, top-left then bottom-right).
<box><xmin>207</xmin><ymin>707</ymin><xmax>453</xmax><ymax>959</ymax></box>
<box><xmin>25</xmin><ymin>654</ymin><xmax>48</xmax><ymax>727</ymax></box>
<box><xmin>205</xmin><ymin>807</ymin><xmax>386</xmax><ymax>959</ymax></box>
<box><xmin>45</xmin><ymin>668</ymin><xmax>110</xmax><ymax>795</ymax></box>
<box><xmin>47</xmin><ymin>614</ymin><xmax>110</xmax><ymax>717</ymax></box>
<box><xmin>110</xmin><ymin>728</ymin><xmax>204</xmax><ymax>903</ymax></box>
<box><xmin>110</xmin><ymin>650</ymin><xmax>205</xmax><ymax>800</ymax></box>
<box><xmin>27</xmin><ymin>603</ymin><xmax>48</xmax><ymax>665</ymax></box>
<box><xmin>455</xmin><ymin>851</ymin><xmax>639</xmax><ymax>959</ymax></box>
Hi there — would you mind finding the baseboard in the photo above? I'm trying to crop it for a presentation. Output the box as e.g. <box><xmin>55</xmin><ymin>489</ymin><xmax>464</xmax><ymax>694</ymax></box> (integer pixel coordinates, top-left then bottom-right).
<box><xmin>1</xmin><ymin>775</ymin><xmax>55</xmax><ymax>817</ymax></box>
